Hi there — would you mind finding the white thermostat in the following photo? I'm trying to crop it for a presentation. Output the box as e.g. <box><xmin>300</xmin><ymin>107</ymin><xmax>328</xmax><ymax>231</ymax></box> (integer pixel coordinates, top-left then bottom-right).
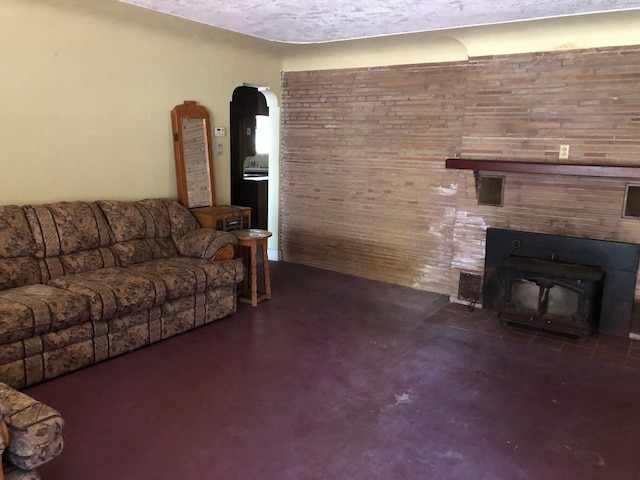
<box><xmin>214</xmin><ymin>127</ymin><xmax>226</xmax><ymax>137</ymax></box>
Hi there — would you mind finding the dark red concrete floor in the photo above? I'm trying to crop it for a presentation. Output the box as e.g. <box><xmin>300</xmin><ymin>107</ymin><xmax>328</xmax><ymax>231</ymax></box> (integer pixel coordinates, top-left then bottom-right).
<box><xmin>26</xmin><ymin>262</ymin><xmax>640</xmax><ymax>480</ymax></box>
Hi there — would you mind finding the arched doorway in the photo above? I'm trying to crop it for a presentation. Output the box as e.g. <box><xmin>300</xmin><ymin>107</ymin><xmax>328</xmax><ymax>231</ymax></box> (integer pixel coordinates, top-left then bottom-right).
<box><xmin>230</xmin><ymin>85</ymin><xmax>280</xmax><ymax>260</ymax></box>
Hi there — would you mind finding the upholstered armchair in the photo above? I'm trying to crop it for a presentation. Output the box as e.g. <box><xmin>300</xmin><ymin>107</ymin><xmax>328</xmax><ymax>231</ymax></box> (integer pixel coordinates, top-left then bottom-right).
<box><xmin>0</xmin><ymin>383</ymin><xmax>64</xmax><ymax>480</ymax></box>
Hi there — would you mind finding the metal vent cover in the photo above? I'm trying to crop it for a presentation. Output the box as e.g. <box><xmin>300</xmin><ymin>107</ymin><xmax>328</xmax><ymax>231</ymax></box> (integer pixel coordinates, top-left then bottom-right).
<box><xmin>458</xmin><ymin>272</ymin><xmax>483</xmax><ymax>303</ymax></box>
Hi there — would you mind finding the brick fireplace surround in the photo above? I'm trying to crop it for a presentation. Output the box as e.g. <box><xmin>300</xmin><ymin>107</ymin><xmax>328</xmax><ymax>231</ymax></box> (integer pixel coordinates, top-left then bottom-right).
<box><xmin>281</xmin><ymin>45</ymin><xmax>640</xmax><ymax>337</ymax></box>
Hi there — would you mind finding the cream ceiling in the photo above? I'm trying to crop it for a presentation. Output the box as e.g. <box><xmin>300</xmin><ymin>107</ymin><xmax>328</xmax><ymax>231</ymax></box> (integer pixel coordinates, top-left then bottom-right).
<box><xmin>118</xmin><ymin>0</ymin><xmax>640</xmax><ymax>43</ymax></box>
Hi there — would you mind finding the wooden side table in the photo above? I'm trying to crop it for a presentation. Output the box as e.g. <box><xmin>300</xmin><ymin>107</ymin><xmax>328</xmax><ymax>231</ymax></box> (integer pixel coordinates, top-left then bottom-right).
<box><xmin>232</xmin><ymin>229</ymin><xmax>272</xmax><ymax>307</ymax></box>
<box><xmin>190</xmin><ymin>205</ymin><xmax>251</xmax><ymax>231</ymax></box>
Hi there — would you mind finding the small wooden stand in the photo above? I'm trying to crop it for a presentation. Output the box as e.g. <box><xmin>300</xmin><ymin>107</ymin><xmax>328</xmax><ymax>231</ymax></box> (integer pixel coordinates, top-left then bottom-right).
<box><xmin>232</xmin><ymin>229</ymin><xmax>272</xmax><ymax>307</ymax></box>
<box><xmin>191</xmin><ymin>205</ymin><xmax>251</xmax><ymax>231</ymax></box>
<box><xmin>170</xmin><ymin>101</ymin><xmax>251</xmax><ymax>231</ymax></box>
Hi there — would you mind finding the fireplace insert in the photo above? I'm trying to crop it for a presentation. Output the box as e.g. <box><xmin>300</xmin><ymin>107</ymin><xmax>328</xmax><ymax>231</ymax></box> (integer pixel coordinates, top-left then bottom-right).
<box><xmin>482</xmin><ymin>228</ymin><xmax>640</xmax><ymax>338</ymax></box>
<box><xmin>499</xmin><ymin>256</ymin><xmax>604</xmax><ymax>337</ymax></box>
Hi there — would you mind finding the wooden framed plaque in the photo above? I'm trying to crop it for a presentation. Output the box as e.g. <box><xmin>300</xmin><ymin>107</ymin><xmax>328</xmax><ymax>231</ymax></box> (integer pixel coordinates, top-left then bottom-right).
<box><xmin>171</xmin><ymin>101</ymin><xmax>216</xmax><ymax>208</ymax></box>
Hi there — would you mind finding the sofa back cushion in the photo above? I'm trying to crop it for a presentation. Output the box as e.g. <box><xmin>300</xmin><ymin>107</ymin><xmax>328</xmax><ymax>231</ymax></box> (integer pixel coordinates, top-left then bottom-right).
<box><xmin>165</xmin><ymin>199</ymin><xmax>199</xmax><ymax>241</ymax></box>
<box><xmin>24</xmin><ymin>202</ymin><xmax>115</xmax><ymax>281</ymax></box>
<box><xmin>97</xmin><ymin>199</ymin><xmax>180</xmax><ymax>267</ymax></box>
<box><xmin>0</xmin><ymin>206</ymin><xmax>41</xmax><ymax>290</ymax></box>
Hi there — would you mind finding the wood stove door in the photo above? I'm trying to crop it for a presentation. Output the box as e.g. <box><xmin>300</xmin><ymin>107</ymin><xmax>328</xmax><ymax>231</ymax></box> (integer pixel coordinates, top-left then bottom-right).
<box><xmin>501</xmin><ymin>271</ymin><xmax>602</xmax><ymax>337</ymax></box>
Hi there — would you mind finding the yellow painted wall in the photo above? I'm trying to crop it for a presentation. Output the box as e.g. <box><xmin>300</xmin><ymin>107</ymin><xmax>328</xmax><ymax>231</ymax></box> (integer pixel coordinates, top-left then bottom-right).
<box><xmin>0</xmin><ymin>0</ymin><xmax>282</xmax><ymax>205</ymax></box>
<box><xmin>3</xmin><ymin>1</ymin><xmax>640</xmax><ymax>207</ymax></box>
<box><xmin>281</xmin><ymin>10</ymin><xmax>640</xmax><ymax>71</ymax></box>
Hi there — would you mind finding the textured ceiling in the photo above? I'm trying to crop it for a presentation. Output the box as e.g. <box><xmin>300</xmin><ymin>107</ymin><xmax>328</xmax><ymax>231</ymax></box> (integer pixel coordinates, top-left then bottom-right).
<box><xmin>119</xmin><ymin>0</ymin><xmax>640</xmax><ymax>43</ymax></box>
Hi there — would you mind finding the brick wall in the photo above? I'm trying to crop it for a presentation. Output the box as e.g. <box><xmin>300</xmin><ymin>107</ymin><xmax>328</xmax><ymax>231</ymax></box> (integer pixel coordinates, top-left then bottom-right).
<box><xmin>281</xmin><ymin>45</ymin><xmax>640</xmax><ymax>301</ymax></box>
<box><xmin>281</xmin><ymin>63</ymin><xmax>467</xmax><ymax>294</ymax></box>
<box><xmin>462</xmin><ymin>46</ymin><xmax>640</xmax><ymax>163</ymax></box>
<box><xmin>451</xmin><ymin>45</ymin><xmax>640</xmax><ymax>301</ymax></box>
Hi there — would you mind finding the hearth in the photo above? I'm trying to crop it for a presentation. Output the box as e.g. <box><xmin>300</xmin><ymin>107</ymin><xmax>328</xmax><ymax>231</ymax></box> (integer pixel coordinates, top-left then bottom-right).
<box><xmin>482</xmin><ymin>228</ymin><xmax>640</xmax><ymax>338</ymax></box>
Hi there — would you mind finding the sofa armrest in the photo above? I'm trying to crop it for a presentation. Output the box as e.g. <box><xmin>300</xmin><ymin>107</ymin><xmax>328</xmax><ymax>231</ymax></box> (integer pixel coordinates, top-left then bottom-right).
<box><xmin>0</xmin><ymin>383</ymin><xmax>64</xmax><ymax>472</ymax></box>
<box><xmin>174</xmin><ymin>229</ymin><xmax>238</xmax><ymax>260</ymax></box>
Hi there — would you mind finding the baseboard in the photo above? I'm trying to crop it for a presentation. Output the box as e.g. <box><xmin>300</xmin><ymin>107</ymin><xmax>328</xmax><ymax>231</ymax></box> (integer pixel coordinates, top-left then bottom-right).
<box><xmin>267</xmin><ymin>248</ymin><xmax>280</xmax><ymax>261</ymax></box>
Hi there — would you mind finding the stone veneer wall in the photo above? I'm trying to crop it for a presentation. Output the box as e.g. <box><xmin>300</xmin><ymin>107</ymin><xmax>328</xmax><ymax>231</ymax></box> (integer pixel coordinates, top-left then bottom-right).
<box><xmin>280</xmin><ymin>45</ymin><xmax>640</xmax><ymax>301</ymax></box>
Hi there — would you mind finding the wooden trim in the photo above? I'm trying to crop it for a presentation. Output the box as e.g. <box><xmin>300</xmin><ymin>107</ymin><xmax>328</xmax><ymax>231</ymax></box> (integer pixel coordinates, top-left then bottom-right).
<box><xmin>212</xmin><ymin>246</ymin><xmax>235</xmax><ymax>261</ymax></box>
<box><xmin>445</xmin><ymin>159</ymin><xmax>640</xmax><ymax>179</ymax></box>
<box><xmin>171</xmin><ymin>101</ymin><xmax>217</xmax><ymax>208</ymax></box>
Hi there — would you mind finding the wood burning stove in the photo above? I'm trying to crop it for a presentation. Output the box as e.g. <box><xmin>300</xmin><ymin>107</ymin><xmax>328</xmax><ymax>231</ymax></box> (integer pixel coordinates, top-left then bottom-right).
<box><xmin>482</xmin><ymin>228</ymin><xmax>640</xmax><ymax>338</ymax></box>
<box><xmin>498</xmin><ymin>256</ymin><xmax>604</xmax><ymax>337</ymax></box>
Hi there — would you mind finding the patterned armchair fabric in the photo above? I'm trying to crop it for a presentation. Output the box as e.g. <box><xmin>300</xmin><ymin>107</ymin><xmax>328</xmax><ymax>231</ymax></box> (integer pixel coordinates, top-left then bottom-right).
<box><xmin>2</xmin><ymin>465</ymin><xmax>40</xmax><ymax>480</ymax></box>
<box><xmin>0</xmin><ymin>382</ymin><xmax>63</xmax><ymax>479</ymax></box>
<box><xmin>0</xmin><ymin>198</ymin><xmax>242</xmax><ymax>390</ymax></box>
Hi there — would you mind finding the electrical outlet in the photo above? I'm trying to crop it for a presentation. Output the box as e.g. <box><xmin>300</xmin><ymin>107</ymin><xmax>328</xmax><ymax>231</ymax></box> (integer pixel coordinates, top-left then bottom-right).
<box><xmin>559</xmin><ymin>145</ymin><xmax>570</xmax><ymax>160</ymax></box>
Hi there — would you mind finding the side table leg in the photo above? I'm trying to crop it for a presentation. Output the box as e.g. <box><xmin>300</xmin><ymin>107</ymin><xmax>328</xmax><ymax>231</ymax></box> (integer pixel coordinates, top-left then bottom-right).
<box><xmin>250</xmin><ymin>242</ymin><xmax>258</xmax><ymax>307</ymax></box>
<box><xmin>242</xmin><ymin>246</ymin><xmax>250</xmax><ymax>298</ymax></box>
<box><xmin>261</xmin><ymin>239</ymin><xmax>271</xmax><ymax>300</ymax></box>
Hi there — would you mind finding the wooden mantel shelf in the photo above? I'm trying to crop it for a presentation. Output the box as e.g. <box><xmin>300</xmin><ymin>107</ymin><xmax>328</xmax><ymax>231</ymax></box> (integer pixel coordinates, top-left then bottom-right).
<box><xmin>445</xmin><ymin>159</ymin><xmax>640</xmax><ymax>180</ymax></box>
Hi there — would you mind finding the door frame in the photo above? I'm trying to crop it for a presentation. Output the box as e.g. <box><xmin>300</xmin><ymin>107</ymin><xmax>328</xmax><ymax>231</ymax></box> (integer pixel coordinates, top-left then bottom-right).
<box><xmin>233</xmin><ymin>84</ymin><xmax>280</xmax><ymax>260</ymax></box>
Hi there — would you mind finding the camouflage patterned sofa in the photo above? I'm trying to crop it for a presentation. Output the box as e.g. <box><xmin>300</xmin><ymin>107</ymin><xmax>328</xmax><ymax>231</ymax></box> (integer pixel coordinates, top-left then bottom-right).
<box><xmin>0</xmin><ymin>198</ymin><xmax>243</xmax><ymax>389</ymax></box>
<box><xmin>1</xmin><ymin>382</ymin><xmax>64</xmax><ymax>479</ymax></box>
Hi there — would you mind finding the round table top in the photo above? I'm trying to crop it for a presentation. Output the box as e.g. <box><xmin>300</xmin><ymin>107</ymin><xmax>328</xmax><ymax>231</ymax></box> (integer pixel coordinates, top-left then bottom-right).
<box><xmin>231</xmin><ymin>229</ymin><xmax>272</xmax><ymax>240</ymax></box>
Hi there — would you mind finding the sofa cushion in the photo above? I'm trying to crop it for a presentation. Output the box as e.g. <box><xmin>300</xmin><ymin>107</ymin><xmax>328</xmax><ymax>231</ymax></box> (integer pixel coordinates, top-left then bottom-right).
<box><xmin>97</xmin><ymin>199</ymin><xmax>180</xmax><ymax>266</ymax></box>
<box><xmin>20</xmin><ymin>202</ymin><xmax>118</xmax><ymax>281</ymax></box>
<box><xmin>0</xmin><ymin>258</ymin><xmax>42</xmax><ymax>293</ymax></box>
<box><xmin>0</xmin><ymin>206</ymin><xmax>36</xmax><ymax>258</ymax></box>
<box><xmin>165</xmin><ymin>199</ymin><xmax>199</xmax><ymax>241</ymax></box>
<box><xmin>0</xmin><ymin>285</ymin><xmax>90</xmax><ymax>346</ymax></box>
<box><xmin>48</xmin><ymin>267</ymin><xmax>167</xmax><ymax>322</ymax></box>
<box><xmin>126</xmin><ymin>258</ymin><xmax>208</xmax><ymax>301</ymax></box>
<box><xmin>0</xmin><ymin>206</ymin><xmax>41</xmax><ymax>290</ymax></box>
<box><xmin>167</xmin><ymin>257</ymin><xmax>244</xmax><ymax>290</ymax></box>
<box><xmin>97</xmin><ymin>199</ymin><xmax>172</xmax><ymax>243</ymax></box>
<box><xmin>109</xmin><ymin>238</ymin><xmax>178</xmax><ymax>268</ymax></box>
<box><xmin>38</xmin><ymin>248</ymin><xmax>118</xmax><ymax>282</ymax></box>
<box><xmin>24</xmin><ymin>202</ymin><xmax>111</xmax><ymax>258</ymax></box>
<box><xmin>123</xmin><ymin>257</ymin><xmax>243</xmax><ymax>301</ymax></box>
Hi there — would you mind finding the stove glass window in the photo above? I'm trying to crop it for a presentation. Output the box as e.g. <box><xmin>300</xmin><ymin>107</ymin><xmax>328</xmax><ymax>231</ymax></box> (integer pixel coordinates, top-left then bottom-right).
<box><xmin>547</xmin><ymin>285</ymin><xmax>580</xmax><ymax>316</ymax></box>
<box><xmin>511</xmin><ymin>280</ymin><xmax>540</xmax><ymax>312</ymax></box>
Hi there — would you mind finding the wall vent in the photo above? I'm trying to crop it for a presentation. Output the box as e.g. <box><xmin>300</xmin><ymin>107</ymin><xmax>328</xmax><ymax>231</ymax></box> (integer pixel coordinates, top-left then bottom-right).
<box><xmin>478</xmin><ymin>175</ymin><xmax>504</xmax><ymax>206</ymax></box>
<box><xmin>458</xmin><ymin>272</ymin><xmax>483</xmax><ymax>303</ymax></box>
<box><xmin>623</xmin><ymin>184</ymin><xmax>640</xmax><ymax>218</ymax></box>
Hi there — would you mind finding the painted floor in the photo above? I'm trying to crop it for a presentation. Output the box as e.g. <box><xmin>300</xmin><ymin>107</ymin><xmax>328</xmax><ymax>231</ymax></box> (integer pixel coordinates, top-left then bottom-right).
<box><xmin>27</xmin><ymin>261</ymin><xmax>640</xmax><ymax>480</ymax></box>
